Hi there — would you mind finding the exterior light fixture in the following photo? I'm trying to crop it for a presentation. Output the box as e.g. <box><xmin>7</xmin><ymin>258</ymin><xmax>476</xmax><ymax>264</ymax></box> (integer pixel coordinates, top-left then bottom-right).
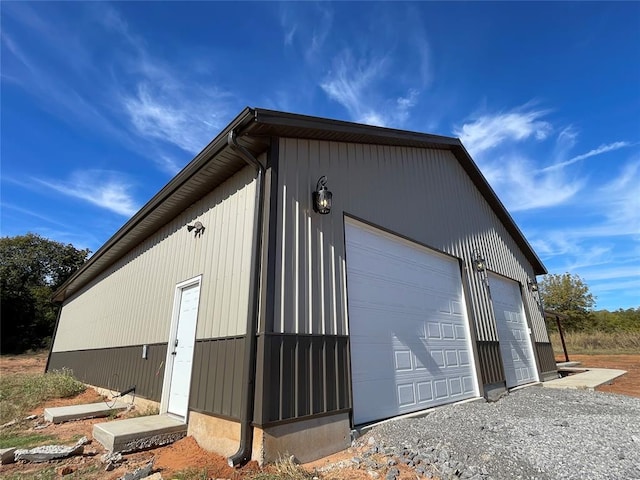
<box><xmin>313</xmin><ymin>176</ymin><xmax>332</xmax><ymax>214</ymax></box>
<box><xmin>472</xmin><ymin>250</ymin><xmax>487</xmax><ymax>273</ymax></box>
<box><xmin>187</xmin><ymin>221</ymin><xmax>205</xmax><ymax>237</ymax></box>
<box><xmin>528</xmin><ymin>279</ymin><xmax>539</xmax><ymax>293</ymax></box>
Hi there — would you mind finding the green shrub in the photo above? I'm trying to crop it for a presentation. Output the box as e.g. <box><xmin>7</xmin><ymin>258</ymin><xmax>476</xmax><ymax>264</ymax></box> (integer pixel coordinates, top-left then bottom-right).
<box><xmin>0</xmin><ymin>368</ymin><xmax>85</xmax><ymax>423</ymax></box>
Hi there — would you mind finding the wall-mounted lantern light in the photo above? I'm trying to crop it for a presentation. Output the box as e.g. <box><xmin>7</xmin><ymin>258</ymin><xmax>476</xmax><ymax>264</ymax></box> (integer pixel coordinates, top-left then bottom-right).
<box><xmin>187</xmin><ymin>221</ymin><xmax>205</xmax><ymax>237</ymax></box>
<box><xmin>472</xmin><ymin>249</ymin><xmax>487</xmax><ymax>273</ymax></box>
<box><xmin>528</xmin><ymin>278</ymin><xmax>541</xmax><ymax>305</ymax></box>
<box><xmin>313</xmin><ymin>176</ymin><xmax>332</xmax><ymax>214</ymax></box>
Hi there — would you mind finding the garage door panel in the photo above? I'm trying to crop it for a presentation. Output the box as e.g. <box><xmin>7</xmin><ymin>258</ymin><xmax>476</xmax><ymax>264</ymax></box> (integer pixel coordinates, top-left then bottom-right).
<box><xmin>346</xmin><ymin>221</ymin><xmax>478</xmax><ymax>424</ymax></box>
<box><xmin>489</xmin><ymin>274</ymin><xmax>538</xmax><ymax>388</ymax></box>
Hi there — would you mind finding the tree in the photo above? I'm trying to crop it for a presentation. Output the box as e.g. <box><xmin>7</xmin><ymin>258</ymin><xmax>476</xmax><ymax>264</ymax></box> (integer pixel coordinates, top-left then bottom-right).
<box><xmin>0</xmin><ymin>233</ymin><xmax>90</xmax><ymax>353</ymax></box>
<box><xmin>539</xmin><ymin>273</ymin><xmax>596</xmax><ymax>332</ymax></box>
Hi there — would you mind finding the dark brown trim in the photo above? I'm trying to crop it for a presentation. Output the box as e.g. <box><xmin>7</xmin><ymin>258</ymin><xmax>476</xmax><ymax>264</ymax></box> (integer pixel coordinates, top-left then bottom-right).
<box><xmin>189</xmin><ymin>337</ymin><xmax>245</xmax><ymax>420</ymax></box>
<box><xmin>45</xmin><ymin>306</ymin><xmax>63</xmax><ymax>373</ymax></box>
<box><xmin>188</xmin><ymin>407</ymin><xmax>241</xmax><ymax>424</ymax></box>
<box><xmin>254</xmin><ymin>408</ymin><xmax>351</xmax><ymax>429</ymax></box>
<box><xmin>535</xmin><ymin>342</ymin><xmax>557</xmax><ymax>375</ymax></box>
<box><xmin>48</xmin><ymin>343</ymin><xmax>167</xmax><ymax>401</ymax></box>
<box><xmin>261</xmin><ymin>137</ymin><xmax>280</xmax><ymax>335</ymax></box>
<box><xmin>476</xmin><ymin>340</ymin><xmax>506</xmax><ymax>385</ymax></box>
<box><xmin>254</xmin><ymin>333</ymin><xmax>350</xmax><ymax>425</ymax></box>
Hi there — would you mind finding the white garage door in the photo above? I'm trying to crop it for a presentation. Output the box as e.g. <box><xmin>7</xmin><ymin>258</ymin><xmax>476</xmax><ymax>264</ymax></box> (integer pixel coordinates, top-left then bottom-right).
<box><xmin>488</xmin><ymin>273</ymin><xmax>538</xmax><ymax>388</ymax></box>
<box><xmin>345</xmin><ymin>220</ymin><xmax>478</xmax><ymax>425</ymax></box>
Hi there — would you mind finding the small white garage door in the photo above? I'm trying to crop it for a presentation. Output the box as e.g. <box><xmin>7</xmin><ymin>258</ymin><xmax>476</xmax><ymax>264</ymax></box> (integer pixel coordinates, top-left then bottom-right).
<box><xmin>345</xmin><ymin>220</ymin><xmax>478</xmax><ymax>425</ymax></box>
<box><xmin>488</xmin><ymin>273</ymin><xmax>538</xmax><ymax>388</ymax></box>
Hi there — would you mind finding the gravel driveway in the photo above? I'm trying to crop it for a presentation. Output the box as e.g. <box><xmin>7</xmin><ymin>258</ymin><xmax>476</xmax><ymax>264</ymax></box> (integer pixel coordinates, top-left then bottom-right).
<box><xmin>356</xmin><ymin>387</ymin><xmax>640</xmax><ymax>480</ymax></box>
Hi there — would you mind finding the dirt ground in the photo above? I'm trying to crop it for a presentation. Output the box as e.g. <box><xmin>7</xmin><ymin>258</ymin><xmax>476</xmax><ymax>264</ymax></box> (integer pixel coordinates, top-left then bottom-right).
<box><xmin>556</xmin><ymin>354</ymin><xmax>640</xmax><ymax>397</ymax></box>
<box><xmin>2</xmin><ymin>352</ymin><xmax>639</xmax><ymax>479</ymax></box>
<box><xmin>0</xmin><ymin>352</ymin><xmax>414</xmax><ymax>479</ymax></box>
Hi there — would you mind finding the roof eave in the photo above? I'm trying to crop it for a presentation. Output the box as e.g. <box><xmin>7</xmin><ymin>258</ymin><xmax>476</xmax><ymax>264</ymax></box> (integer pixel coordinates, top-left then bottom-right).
<box><xmin>52</xmin><ymin>107</ymin><xmax>258</xmax><ymax>303</ymax></box>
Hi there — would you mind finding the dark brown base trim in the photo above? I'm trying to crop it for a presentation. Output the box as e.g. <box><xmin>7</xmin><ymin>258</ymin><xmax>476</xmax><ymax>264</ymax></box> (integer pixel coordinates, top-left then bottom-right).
<box><xmin>254</xmin><ymin>408</ymin><xmax>352</xmax><ymax>428</ymax></box>
<box><xmin>476</xmin><ymin>341</ymin><xmax>506</xmax><ymax>386</ymax></box>
<box><xmin>48</xmin><ymin>344</ymin><xmax>167</xmax><ymax>401</ymax></box>
<box><xmin>535</xmin><ymin>342</ymin><xmax>557</xmax><ymax>375</ymax></box>
<box><xmin>189</xmin><ymin>336</ymin><xmax>245</xmax><ymax>420</ymax></box>
<box><xmin>254</xmin><ymin>333</ymin><xmax>351</xmax><ymax>425</ymax></box>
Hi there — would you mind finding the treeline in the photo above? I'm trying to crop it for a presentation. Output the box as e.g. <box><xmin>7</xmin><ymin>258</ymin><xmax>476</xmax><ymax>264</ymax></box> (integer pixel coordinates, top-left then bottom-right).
<box><xmin>546</xmin><ymin>308</ymin><xmax>640</xmax><ymax>333</ymax></box>
<box><xmin>590</xmin><ymin>308</ymin><xmax>640</xmax><ymax>332</ymax></box>
<box><xmin>1</xmin><ymin>233</ymin><xmax>90</xmax><ymax>354</ymax></box>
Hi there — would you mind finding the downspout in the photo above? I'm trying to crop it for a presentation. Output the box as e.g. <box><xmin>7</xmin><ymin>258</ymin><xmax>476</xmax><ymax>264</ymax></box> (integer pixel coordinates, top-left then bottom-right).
<box><xmin>227</xmin><ymin>129</ymin><xmax>265</xmax><ymax>467</ymax></box>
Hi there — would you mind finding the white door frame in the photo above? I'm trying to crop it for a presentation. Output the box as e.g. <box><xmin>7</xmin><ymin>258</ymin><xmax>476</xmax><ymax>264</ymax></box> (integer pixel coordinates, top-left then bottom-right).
<box><xmin>160</xmin><ymin>275</ymin><xmax>202</xmax><ymax>420</ymax></box>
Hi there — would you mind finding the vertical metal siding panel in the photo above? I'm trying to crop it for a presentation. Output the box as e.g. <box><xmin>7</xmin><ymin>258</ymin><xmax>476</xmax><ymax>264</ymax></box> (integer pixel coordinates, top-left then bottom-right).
<box><xmin>54</xmin><ymin>167</ymin><xmax>255</xmax><ymax>351</ymax></box>
<box><xmin>272</xmin><ymin>139</ymin><xmax>548</xmax><ymax>410</ymax></box>
<box><xmin>311</xmin><ymin>338</ymin><xmax>325</xmax><ymax>414</ymax></box>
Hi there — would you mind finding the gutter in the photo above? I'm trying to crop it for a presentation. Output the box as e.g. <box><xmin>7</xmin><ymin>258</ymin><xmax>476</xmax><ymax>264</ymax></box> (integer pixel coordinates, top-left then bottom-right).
<box><xmin>226</xmin><ymin>128</ymin><xmax>265</xmax><ymax>467</ymax></box>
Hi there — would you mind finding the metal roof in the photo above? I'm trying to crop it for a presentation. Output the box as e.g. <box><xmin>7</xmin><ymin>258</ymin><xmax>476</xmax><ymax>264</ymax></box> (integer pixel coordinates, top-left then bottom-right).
<box><xmin>53</xmin><ymin>107</ymin><xmax>546</xmax><ymax>302</ymax></box>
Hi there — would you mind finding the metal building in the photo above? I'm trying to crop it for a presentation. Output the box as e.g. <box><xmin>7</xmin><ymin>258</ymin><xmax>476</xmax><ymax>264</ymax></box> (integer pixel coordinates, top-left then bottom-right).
<box><xmin>48</xmin><ymin>108</ymin><xmax>557</xmax><ymax>464</ymax></box>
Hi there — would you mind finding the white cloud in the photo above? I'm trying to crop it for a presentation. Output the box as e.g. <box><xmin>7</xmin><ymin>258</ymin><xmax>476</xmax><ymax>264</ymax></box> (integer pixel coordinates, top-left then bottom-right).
<box><xmin>35</xmin><ymin>171</ymin><xmax>139</xmax><ymax>216</ymax></box>
<box><xmin>454</xmin><ymin>108</ymin><xmax>552</xmax><ymax>156</ymax></box>
<box><xmin>121</xmin><ymin>82</ymin><xmax>230</xmax><ymax>155</ymax></box>
<box><xmin>321</xmin><ymin>51</ymin><xmax>421</xmax><ymax>128</ymax></box>
<box><xmin>279</xmin><ymin>3</ymin><xmax>333</xmax><ymax>61</ymax></box>
<box><xmin>0</xmin><ymin>202</ymin><xmax>69</xmax><ymax>228</ymax></box>
<box><xmin>541</xmin><ymin>141</ymin><xmax>631</xmax><ymax>172</ymax></box>
<box><xmin>321</xmin><ymin>52</ymin><xmax>390</xmax><ymax>126</ymax></box>
<box><xmin>488</xmin><ymin>154</ymin><xmax>584</xmax><ymax>211</ymax></box>
<box><xmin>2</xmin><ymin>2</ymin><xmax>232</xmax><ymax>173</ymax></box>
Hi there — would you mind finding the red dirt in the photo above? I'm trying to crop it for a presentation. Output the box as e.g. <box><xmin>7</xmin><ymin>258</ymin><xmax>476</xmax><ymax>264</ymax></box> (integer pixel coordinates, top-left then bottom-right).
<box><xmin>3</xmin><ymin>352</ymin><xmax>639</xmax><ymax>479</ymax></box>
<box><xmin>556</xmin><ymin>354</ymin><xmax>640</xmax><ymax>398</ymax></box>
<box><xmin>153</xmin><ymin>435</ymin><xmax>260</xmax><ymax>478</ymax></box>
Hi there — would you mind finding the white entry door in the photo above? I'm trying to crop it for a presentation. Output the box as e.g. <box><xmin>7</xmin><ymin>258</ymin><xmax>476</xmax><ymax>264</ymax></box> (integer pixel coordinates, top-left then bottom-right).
<box><xmin>345</xmin><ymin>219</ymin><xmax>478</xmax><ymax>425</ymax></box>
<box><xmin>166</xmin><ymin>277</ymin><xmax>201</xmax><ymax>420</ymax></box>
<box><xmin>488</xmin><ymin>273</ymin><xmax>538</xmax><ymax>388</ymax></box>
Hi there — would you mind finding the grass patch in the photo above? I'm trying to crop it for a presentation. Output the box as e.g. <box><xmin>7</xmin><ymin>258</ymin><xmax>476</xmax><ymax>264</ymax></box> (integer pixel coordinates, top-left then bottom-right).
<box><xmin>1</xmin><ymin>464</ymin><xmax>102</xmax><ymax>480</ymax></box>
<box><xmin>250</xmin><ymin>456</ymin><xmax>317</xmax><ymax>480</ymax></box>
<box><xmin>1</xmin><ymin>467</ymin><xmax>57</xmax><ymax>480</ymax></box>
<box><xmin>0</xmin><ymin>368</ymin><xmax>85</xmax><ymax>424</ymax></box>
<box><xmin>550</xmin><ymin>330</ymin><xmax>640</xmax><ymax>355</ymax></box>
<box><xmin>0</xmin><ymin>431</ymin><xmax>59</xmax><ymax>449</ymax></box>
<box><xmin>171</xmin><ymin>467</ymin><xmax>210</xmax><ymax>480</ymax></box>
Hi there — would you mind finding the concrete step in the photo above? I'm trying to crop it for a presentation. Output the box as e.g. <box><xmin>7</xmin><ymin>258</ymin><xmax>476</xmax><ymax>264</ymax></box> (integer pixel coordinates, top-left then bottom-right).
<box><xmin>544</xmin><ymin>367</ymin><xmax>627</xmax><ymax>391</ymax></box>
<box><xmin>556</xmin><ymin>361</ymin><xmax>582</xmax><ymax>368</ymax></box>
<box><xmin>44</xmin><ymin>402</ymin><xmax>128</xmax><ymax>424</ymax></box>
<box><xmin>93</xmin><ymin>415</ymin><xmax>187</xmax><ymax>453</ymax></box>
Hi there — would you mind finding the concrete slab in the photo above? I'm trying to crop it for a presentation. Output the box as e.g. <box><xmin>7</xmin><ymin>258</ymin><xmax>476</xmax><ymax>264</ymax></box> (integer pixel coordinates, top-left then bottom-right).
<box><xmin>93</xmin><ymin>415</ymin><xmax>187</xmax><ymax>453</ymax></box>
<box><xmin>556</xmin><ymin>361</ymin><xmax>582</xmax><ymax>368</ymax></box>
<box><xmin>544</xmin><ymin>367</ymin><xmax>627</xmax><ymax>391</ymax></box>
<box><xmin>44</xmin><ymin>402</ymin><xmax>128</xmax><ymax>423</ymax></box>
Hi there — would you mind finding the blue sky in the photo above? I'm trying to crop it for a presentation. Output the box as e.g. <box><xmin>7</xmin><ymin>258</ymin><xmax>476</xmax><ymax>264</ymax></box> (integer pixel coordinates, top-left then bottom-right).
<box><xmin>1</xmin><ymin>2</ymin><xmax>638</xmax><ymax>310</ymax></box>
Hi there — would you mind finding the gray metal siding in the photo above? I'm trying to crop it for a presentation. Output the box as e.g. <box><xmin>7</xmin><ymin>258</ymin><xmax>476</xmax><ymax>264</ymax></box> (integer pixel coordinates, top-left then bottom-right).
<box><xmin>52</xmin><ymin>165</ymin><xmax>258</xmax><ymax>352</ymax></box>
<box><xmin>274</xmin><ymin>139</ymin><xmax>548</xmax><ymax>346</ymax></box>
<box><xmin>47</xmin><ymin>344</ymin><xmax>167</xmax><ymax>401</ymax></box>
